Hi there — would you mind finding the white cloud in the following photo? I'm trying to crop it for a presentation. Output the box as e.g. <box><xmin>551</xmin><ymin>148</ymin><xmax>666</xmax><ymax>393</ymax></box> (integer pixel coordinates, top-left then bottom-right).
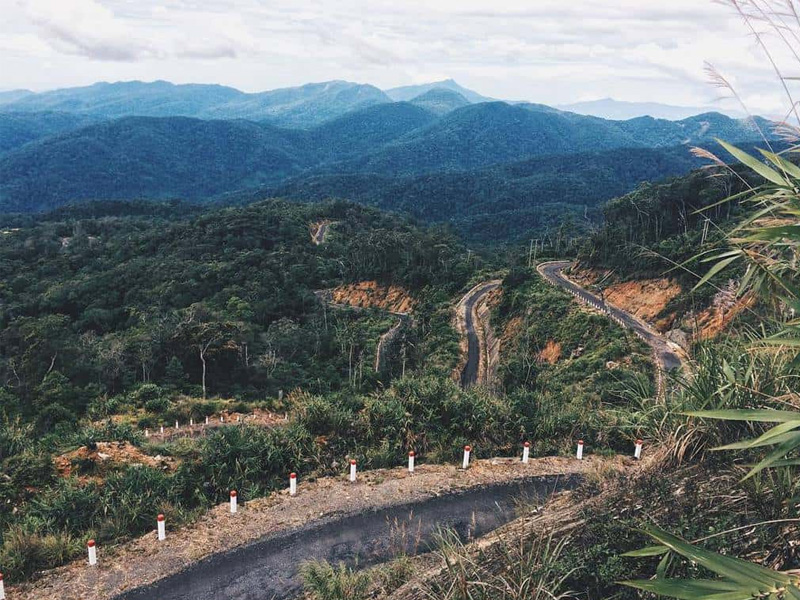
<box><xmin>0</xmin><ymin>0</ymin><xmax>794</xmax><ymax>115</ymax></box>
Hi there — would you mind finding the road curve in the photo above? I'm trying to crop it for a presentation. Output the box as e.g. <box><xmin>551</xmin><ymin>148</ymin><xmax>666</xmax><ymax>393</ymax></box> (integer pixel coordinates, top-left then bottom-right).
<box><xmin>311</xmin><ymin>221</ymin><xmax>335</xmax><ymax>245</ymax></box>
<box><xmin>114</xmin><ymin>474</ymin><xmax>579</xmax><ymax>600</ymax></box>
<box><xmin>457</xmin><ymin>281</ymin><xmax>501</xmax><ymax>388</ymax></box>
<box><xmin>537</xmin><ymin>261</ymin><xmax>683</xmax><ymax>374</ymax></box>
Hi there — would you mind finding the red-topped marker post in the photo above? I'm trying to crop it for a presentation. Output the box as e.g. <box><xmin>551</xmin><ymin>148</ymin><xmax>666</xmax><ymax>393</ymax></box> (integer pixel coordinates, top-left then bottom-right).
<box><xmin>157</xmin><ymin>514</ymin><xmax>166</xmax><ymax>541</ymax></box>
<box><xmin>87</xmin><ymin>539</ymin><xmax>97</xmax><ymax>566</ymax></box>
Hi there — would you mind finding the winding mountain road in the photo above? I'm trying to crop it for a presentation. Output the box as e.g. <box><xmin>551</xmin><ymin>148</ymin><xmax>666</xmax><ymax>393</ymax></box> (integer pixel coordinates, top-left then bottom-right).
<box><xmin>457</xmin><ymin>280</ymin><xmax>502</xmax><ymax>388</ymax></box>
<box><xmin>537</xmin><ymin>261</ymin><xmax>684</xmax><ymax>379</ymax></box>
<box><xmin>113</xmin><ymin>473</ymin><xmax>580</xmax><ymax>600</ymax></box>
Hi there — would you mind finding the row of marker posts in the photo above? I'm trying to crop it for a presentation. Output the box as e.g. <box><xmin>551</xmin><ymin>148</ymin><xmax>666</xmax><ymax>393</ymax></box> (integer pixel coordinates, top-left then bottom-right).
<box><xmin>144</xmin><ymin>415</ymin><xmax>246</xmax><ymax>438</ymax></box>
<box><xmin>10</xmin><ymin>437</ymin><xmax>641</xmax><ymax>581</ymax></box>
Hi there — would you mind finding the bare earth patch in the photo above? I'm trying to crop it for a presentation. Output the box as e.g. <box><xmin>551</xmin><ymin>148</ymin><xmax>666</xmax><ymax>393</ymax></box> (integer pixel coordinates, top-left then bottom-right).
<box><xmin>10</xmin><ymin>455</ymin><xmax>625</xmax><ymax>600</ymax></box>
<box><xmin>54</xmin><ymin>442</ymin><xmax>176</xmax><ymax>483</ymax></box>
<box><xmin>567</xmin><ymin>267</ymin><xmax>682</xmax><ymax>332</ymax></box>
<box><xmin>603</xmin><ymin>279</ymin><xmax>682</xmax><ymax>330</ymax></box>
<box><xmin>538</xmin><ymin>339</ymin><xmax>562</xmax><ymax>364</ymax></box>
<box><xmin>332</xmin><ymin>281</ymin><xmax>416</xmax><ymax>314</ymax></box>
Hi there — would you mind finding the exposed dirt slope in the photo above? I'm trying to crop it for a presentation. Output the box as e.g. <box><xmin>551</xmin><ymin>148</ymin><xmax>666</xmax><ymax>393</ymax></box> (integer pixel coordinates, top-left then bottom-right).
<box><xmin>569</xmin><ymin>267</ymin><xmax>682</xmax><ymax>331</ymax></box>
<box><xmin>332</xmin><ymin>281</ymin><xmax>416</xmax><ymax>314</ymax></box>
<box><xmin>54</xmin><ymin>442</ymin><xmax>176</xmax><ymax>483</ymax></box>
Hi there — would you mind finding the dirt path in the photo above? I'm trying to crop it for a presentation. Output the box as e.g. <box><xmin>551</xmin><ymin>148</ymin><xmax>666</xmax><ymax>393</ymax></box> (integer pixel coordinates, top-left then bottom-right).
<box><xmin>537</xmin><ymin>261</ymin><xmax>685</xmax><ymax>398</ymax></box>
<box><xmin>454</xmin><ymin>281</ymin><xmax>502</xmax><ymax>388</ymax></box>
<box><xmin>10</xmin><ymin>456</ymin><xmax>618</xmax><ymax>600</ymax></box>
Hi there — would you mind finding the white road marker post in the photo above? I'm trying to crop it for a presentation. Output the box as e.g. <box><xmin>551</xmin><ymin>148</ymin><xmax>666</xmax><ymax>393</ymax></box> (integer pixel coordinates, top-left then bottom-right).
<box><xmin>157</xmin><ymin>514</ymin><xmax>166</xmax><ymax>541</ymax></box>
<box><xmin>0</xmin><ymin>571</ymin><xmax>5</xmax><ymax>600</ymax></box>
<box><xmin>522</xmin><ymin>441</ymin><xmax>530</xmax><ymax>464</ymax></box>
<box><xmin>462</xmin><ymin>445</ymin><xmax>471</xmax><ymax>469</ymax></box>
<box><xmin>145</xmin><ymin>428</ymin><xmax>149</xmax><ymax>438</ymax></box>
<box><xmin>190</xmin><ymin>418</ymin><xmax>194</xmax><ymax>427</ymax></box>
<box><xmin>230</xmin><ymin>490</ymin><xmax>238</xmax><ymax>514</ymax></box>
<box><xmin>175</xmin><ymin>420</ymin><xmax>179</xmax><ymax>430</ymax></box>
<box><xmin>289</xmin><ymin>472</ymin><xmax>297</xmax><ymax>496</ymax></box>
<box><xmin>87</xmin><ymin>539</ymin><xmax>97</xmax><ymax>566</ymax></box>
<box><xmin>205</xmin><ymin>416</ymin><xmax>209</xmax><ymax>425</ymax></box>
<box><xmin>160</xmin><ymin>425</ymin><xmax>164</xmax><ymax>434</ymax></box>
<box><xmin>634</xmin><ymin>439</ymin><xmax>643</xmax><ymax>460</ymax></box>
<box><xmin>576</xmin><ymin>439</ymin><xmax>584</xmax><ymax>460</ymax></box>
<box><xmin>349</xmin><ymin>459</ymin><xmax>357</xmax><ymax>482</ymax></box>
<box><xmin>408</xmin><ymin>451</ymin><xmax>415</xmax><ymax>473</ymax></box>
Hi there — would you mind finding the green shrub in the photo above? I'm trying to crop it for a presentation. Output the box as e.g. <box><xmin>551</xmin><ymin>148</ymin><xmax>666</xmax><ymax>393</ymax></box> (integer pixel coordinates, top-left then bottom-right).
<box><xmin>0</xmin><ymin>526</ymin><xmax>80</xmax><ymax>581</ymax></box>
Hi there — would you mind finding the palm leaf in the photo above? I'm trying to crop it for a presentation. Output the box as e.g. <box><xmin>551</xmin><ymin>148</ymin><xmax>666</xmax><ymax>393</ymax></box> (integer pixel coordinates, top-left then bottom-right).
<box><xmin>717</xmin><ymin>139</ymin><xmax>790</xmax><ymax>187</ymax></box>
<box><xmin>684</xmin><ymin>409</ymin><xmax>800</xmax><ymax>423</ymax></box>
<box><xmin>620</xmin><ymin>578</ymin><xmax>754</xmax><ymax>600</ymax></box>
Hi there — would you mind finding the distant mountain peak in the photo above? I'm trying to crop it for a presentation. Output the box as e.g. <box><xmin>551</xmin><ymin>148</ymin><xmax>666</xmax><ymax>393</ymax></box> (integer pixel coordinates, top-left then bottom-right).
<box><xmin>557</xmin><ymin>97</ymin><xmax>744</xmax><ymax>121</ymax></box>
<box><xmin>385</xmin><ymin>80</ymin><xmax>493</xmax><ymax>104</ymax></box>
<box><xmin>408</xmin><ymin>88</ymin><xmax>470</xmax><ymax>115</ymax></box>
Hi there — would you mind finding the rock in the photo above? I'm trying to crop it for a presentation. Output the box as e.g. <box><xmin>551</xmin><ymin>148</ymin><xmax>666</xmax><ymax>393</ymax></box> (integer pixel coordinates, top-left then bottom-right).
<box><xmin>665</xmin><ymin>328</ymin><xmax>690</xmax><ymax>351</ymax></box>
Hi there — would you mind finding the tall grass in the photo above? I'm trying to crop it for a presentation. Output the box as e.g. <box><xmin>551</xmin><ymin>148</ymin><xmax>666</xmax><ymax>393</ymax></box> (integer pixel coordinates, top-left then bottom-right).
<box><xmin>426</xmin><ymin>528</ymin><xmax>576</xmax><ymax>600</ymax></box>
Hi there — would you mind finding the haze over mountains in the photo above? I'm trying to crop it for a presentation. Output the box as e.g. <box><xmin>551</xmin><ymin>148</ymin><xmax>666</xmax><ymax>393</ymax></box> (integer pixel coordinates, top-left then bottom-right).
<box><xmin>0</xmin><ymin>78</ymin><xmax>775</xmax><ymax>241</ymax></box>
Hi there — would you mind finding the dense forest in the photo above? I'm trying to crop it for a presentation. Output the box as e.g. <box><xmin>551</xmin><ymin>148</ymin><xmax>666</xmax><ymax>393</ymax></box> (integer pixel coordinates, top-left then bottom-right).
<box><xmin>0</xmin><ymin>86</ymin><xmax>775</xmax><ymax>244</ymax></box>
<box><xmin>0</xmin><ymin>195</ymin><xmax>660</xmax><ymax>583</ymax></box>
<box><xmin>0</xmin><ymin>200</ymin><xmax>475</xmax><ymax>418</ymax></box>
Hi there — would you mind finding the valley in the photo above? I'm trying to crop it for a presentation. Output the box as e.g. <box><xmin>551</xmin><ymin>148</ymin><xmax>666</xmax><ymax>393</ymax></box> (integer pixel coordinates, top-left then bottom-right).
<box><xmin>0</xmin><ymin>60</ymin><xmax>798</xmax><ymax>600</ymax></box>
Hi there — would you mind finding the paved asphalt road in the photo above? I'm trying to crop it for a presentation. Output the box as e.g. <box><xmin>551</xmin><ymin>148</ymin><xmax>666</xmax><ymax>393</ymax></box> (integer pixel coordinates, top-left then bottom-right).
<box><xmin>114</xmin><ymin>474</ymin><xmax>579</xmax><ymax>600</ymax></box>
<box><xmin>537</xmin><ymin>261</ymin><xmax>683</xmax><ymax>372</ymax></box>
<box><xmin>460</xmin><ymin>282</ymin><xmax>501</xmax><ymax>388</ymax></box>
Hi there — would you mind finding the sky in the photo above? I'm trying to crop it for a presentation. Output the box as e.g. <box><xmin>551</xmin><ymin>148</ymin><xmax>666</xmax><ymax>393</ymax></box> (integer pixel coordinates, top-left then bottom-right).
<box><xmin>1</xmin><ymin>0</ymin><xmax>798</xmax><ymax>116</ymax></box>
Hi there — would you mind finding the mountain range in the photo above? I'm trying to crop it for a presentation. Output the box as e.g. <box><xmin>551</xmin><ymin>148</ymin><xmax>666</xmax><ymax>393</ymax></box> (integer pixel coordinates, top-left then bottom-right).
<box><xmin>556</xmin><ymin>98</ymin><xmax>744</xmax><ymax>121</ymax></box>
<box><xmin>0</xmin><ymin>79</ymin><xmax>777</xmax><ymax>241</ymax></box>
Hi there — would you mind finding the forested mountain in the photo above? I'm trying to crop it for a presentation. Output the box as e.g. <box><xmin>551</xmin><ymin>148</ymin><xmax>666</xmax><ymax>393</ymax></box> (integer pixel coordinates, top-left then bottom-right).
<box><xmin>558</xmin><ymin>97</ymin><xmax>740</xmax><ymax>120</ymax></box>
<box><xmin>0</xmin><ymin>90</ymin><xmax>34</xmax><ymax>107</ymax></box>
<box><xmin>0</xmin><ymin>112</ymin><xmax>100</xmax><ymax>156</ymax></box>
<box><xmin>0</xmin><ymin>77</ymin><xmax>777</xmax><ymax>244</ymax></box>
<box><xmin>385</xmin><ymin>78</ymin><xmax>493</xmax><ymax>103</ymax></box>
<box><xmin>0</xmin><ymin>101</ymin><xmax>772</xmax><ymax>218</ymax></box>
<box><xmin>266</xmin><ymin>145</ymin><xmax>706</xmax><ymax>242</ymax></box>
<box><xmin>0</xmin><ymin>80</ymin><xmax>392</xmax><ymax>127</ymax></box>
<box><xmin>0</xmin><ymin>117</ymin><xmax>312</xmax><ymax>212</ymax></box>
<box><xmin>408</xmin><ymin>88</ymin><xmax>471</xmax><ymax>115</ymax></box>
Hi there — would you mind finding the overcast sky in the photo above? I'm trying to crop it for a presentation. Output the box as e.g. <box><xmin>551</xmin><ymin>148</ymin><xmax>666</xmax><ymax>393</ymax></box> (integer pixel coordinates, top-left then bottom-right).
<box><xmin>1</xmin><ymin>0</ymin><xmax>797</xmax><ymax>115</ymax></box>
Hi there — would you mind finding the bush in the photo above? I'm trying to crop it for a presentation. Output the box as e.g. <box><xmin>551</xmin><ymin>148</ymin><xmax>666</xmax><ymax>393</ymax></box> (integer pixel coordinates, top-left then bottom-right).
<box><xmin>0</xmin><ymin>526</ymin><xmax>80</xmax><ymax>581</ymax></box>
